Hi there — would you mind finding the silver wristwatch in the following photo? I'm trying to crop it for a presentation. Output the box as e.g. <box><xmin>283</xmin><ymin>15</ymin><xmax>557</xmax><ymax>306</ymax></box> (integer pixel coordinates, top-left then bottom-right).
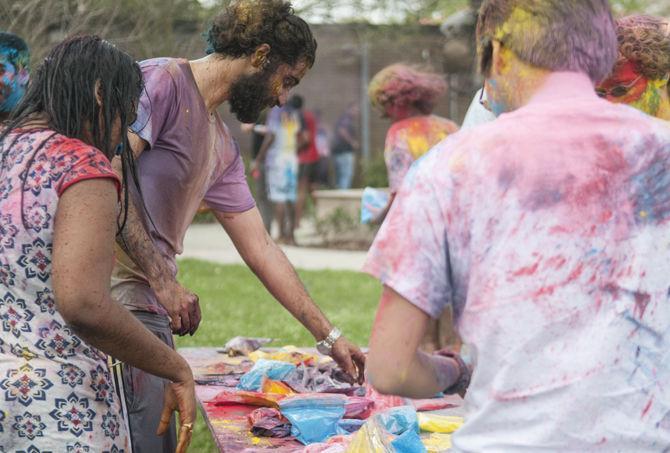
<box><xmin>316</xmin><ymin>327</ymin><xmax>342</xmax><ymax>355</ymax></box>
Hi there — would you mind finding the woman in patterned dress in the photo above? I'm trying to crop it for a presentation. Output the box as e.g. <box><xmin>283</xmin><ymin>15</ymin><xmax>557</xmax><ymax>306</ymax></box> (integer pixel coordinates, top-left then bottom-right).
<box><xmin>0</xmin><ymin>36</ymin><xmax>196</xmax><ymax>452</ymax></box>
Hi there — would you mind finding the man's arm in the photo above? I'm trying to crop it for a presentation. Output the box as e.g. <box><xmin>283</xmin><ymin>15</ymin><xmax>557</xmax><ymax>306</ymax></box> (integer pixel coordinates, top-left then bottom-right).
<box><xmin>368</xmin><ymin>286</ymin><xmax>460</xmax><ymax>399</ymax></box>
<box><xmin>214</xmin><ymin>207</ymin><xmax>365</xmax><ymax>383</ymax></box>
<box><xmin>112</xmin><ymin>132</ymin><xmax>201</xmax><ymax>335</ymax></box>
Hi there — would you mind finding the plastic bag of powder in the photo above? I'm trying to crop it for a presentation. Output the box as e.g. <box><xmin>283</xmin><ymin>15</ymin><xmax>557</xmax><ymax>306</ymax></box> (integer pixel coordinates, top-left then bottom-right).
<box><xmin>345</xmin><ymin>406</ymin><xmax>425</xmax><ymax>453</ymax></box>
<box><xmin>361</xmin><ymin>187</ymin><xmax>390</xmax><ymax>224</ymax></box>
<box><xmin>278</xmin><ymin>394</ymin><xmax>347</xmax><ymax>445</ymax></box>
<box><xmin>237</xmin><ymin>359</ymin><xmax>296</xmax><ymax>391</ymax></box>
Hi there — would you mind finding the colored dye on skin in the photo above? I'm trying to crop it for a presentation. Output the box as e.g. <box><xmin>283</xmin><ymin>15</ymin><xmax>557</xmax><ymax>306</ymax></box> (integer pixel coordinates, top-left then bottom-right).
<box><xmin>597</xmin><ymin>61</ymin><xmax>648</xmax><ymax>103</ymax></box>
<box><xmin>0</xmin><ymin>44</ymin><xmax>30</xmax><ymax>113</ymax></box>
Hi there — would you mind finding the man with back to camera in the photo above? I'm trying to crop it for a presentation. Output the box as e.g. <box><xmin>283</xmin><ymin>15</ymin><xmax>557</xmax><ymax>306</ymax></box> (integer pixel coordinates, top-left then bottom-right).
<box><xmin>366</xmin><ymin>0</ymin><xmax>670</xmax><ymax>450</ymax></box>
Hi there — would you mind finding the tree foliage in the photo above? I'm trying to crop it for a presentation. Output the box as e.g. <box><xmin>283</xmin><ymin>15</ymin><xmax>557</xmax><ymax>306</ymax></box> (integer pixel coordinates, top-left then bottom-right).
<box><xmin>290</xmin><ymin>0</ymin><xmax>669</xmax><ymax>23</ymax></box>
<box><xmin>0</xmin><ymin>0</ymin><xmax>210</xmax><ymax>61</ymax></box>
<box><xmin>1</xmin><ymin>0</ymin><xmax>667</xmax><ymax>63</ymax></box>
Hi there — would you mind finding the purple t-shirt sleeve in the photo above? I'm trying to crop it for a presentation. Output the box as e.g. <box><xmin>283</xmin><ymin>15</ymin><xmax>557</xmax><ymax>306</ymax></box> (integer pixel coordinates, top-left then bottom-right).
<box><xmin>204</xmin><ymin>141</ymin><xmax>256</xmax><ymax>213</ymax></box>
<box><xmin>363</xmin><ymin>157</ymin><xmax>452</xmax><ymax>319</ymax></box>
<box><xmin>130</xmin><ymin>64</ymin><xmax>178</xmax><ymax>149</ymax></box>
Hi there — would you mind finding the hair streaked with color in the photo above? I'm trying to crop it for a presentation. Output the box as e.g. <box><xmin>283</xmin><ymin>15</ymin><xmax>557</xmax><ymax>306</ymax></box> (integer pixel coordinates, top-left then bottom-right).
<box><xmin>0</xmin><ymin>31</ymin><xmax>30</xmax><ymax>114</ymax></box>
<box><xmin>206</xmin><ymin>0</ymin><xmax>317</xmax><ymax>68</ymax></box>
<box><xmin>368</xmin><ymin>64</ymin><xmax>447</xmax><ymax>115</ymax></box>
<box><xmin>1</xmin><ymin>35</ymin><xmax>143</xmax><ymax>232</ymax></box>
<box><xmin>476</xmin><ymin>0</ymin><xmax>618</xmax><ymax>82</ymax></box>
<box><xmin>615</xmin><ymin>15</ymin><xmax>670</xmax><ymax>81</ymax></box>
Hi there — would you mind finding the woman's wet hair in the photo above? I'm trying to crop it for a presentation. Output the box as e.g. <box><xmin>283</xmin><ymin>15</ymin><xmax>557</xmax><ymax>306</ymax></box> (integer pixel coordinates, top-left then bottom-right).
<box><xmin>0</xmin><ymin>34</ymin><xmax>143</xmax><ymax>232</ymax></box>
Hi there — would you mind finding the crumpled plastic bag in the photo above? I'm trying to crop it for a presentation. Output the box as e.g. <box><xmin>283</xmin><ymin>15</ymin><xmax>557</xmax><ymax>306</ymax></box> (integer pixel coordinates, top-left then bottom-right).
<box><xmin>221</xmin><ymin>336</ymin><xmax>273</xmax><ymax>356</ymax></box>
<box><xmin>411</xmin><ymin>396</ymin><xmax>459</xmax><ymax>412</ymax></box>
<box><xmin>262</xmin><ymin>378</ymin><xmax>295</xmax><ymax>396</ymax></box>
<box><xmin>301</xmin><ymin>434</ymin><xmax>352</xmax><ymax>452</ymax></box>
<box><xmin>337</xmin><ymin>419</ymin><xmax>366</xmax><ymax>434</ymax></box>
<box><xmin>423</xmin><ymin>433</ymin><xmax>453</xmax><ymax>452</ymax></box>
<box><xmin>249</xmin><ymin>346</ymin><xmax>319</xmax><ymax>366</ymax></box>
<box><xmin>365</xmin><ymin>385</ymin><xmax>406</xmax><ymax>414</ymax></box>
<box><xmin>247</xmin><ymin>407</ymin><xmax>292</xmax><ymax>438</ymax></box>
<box><xmin>284</xmin><ymin>363</ymin><xmax>355</xmax><ymax>394</ymax></box>
<box><xmin>278</xmin><ymin>394</ymin><xmax>347</xmax><ymax>445</ymax></box>
<box><xmin>391</xmin><ymin>429</ymin><xmax>425</xmax><ymax>453</ymax></box>
<box><xmin>376</xmin><ymin>406</ymin><xmax>420</xmax><ymax>435</ymax></box>
<box><xmin>345</xmin><ymin>406</ymin><xmax>425</xmax><ymax>453</ymax></box>
<box><xmin>417</xmin><ymin>413</ymin><xmax>463</xmax><ymax>434</ymax></box>
<box><xmin>237</xmin><ymin>359</ymin><xmax>296</xmax><ymax>391</ymax></box>
<box><xmin>361</xmin><ymin>187</ymin><xmax>390</xmax><ymax>224</ymax></box>
<box><xmin>208</xmin><ymin>389</ymin><xmax>285</xmax><ymax>408</ymax></box>
<box><xmin>344</xmin><ymin>397</ymin><xmax>375</xmax><ymax>420</ymax></box>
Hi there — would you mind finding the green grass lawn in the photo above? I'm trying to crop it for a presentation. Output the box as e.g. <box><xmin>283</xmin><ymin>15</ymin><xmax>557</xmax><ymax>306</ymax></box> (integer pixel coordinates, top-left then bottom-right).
<box><xmin>174</xmin><ymin>258</ymin><xmax>382</xmax><ymax>452</ymax></box>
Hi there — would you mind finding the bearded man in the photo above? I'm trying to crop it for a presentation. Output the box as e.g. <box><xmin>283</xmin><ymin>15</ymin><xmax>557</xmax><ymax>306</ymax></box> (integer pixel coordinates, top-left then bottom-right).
<box><xmin>110</xmin><ymin>1</ymin><xmax>365</xmax><ymax>450</ymax></box>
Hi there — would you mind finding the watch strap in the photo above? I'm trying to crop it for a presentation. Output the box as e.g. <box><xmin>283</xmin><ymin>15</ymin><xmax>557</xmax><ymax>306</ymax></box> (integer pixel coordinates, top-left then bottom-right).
<box><xmin>438</xmin><ymin>351</ymin><xmax>471</xmax><ymax>396</ymax></box>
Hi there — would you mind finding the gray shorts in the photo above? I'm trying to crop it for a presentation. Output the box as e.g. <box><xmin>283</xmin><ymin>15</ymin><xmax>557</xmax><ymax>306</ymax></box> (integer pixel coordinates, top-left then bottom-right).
<box><xmin>114</xmin><ymin>311</ymin><xmax>177</xmax><ymax>453</ymax></box>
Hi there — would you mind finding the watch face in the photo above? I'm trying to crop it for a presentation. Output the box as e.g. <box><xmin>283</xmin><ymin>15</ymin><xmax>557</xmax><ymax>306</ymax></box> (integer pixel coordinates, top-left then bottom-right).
<box><xmin>316</xmin><ymin>343</ymin><xmax>330</xmax><ymax>355</ymax></box>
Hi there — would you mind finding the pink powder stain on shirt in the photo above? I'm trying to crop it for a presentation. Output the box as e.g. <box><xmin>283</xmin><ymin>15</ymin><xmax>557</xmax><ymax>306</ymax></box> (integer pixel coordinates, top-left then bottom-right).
<box><xmin>511</xmin><ymin>260</ymin><xmax>541</xmax><ymax>277</ymax></box>
<box><xmin>641</xmin><ymin>397</ymin><xmax>653</xmax><ymax>418</ymax></box>
<box><xmin>634</xmin><ymin>292</ymin><xmax>651</xmax><ymax>319</ymax></box>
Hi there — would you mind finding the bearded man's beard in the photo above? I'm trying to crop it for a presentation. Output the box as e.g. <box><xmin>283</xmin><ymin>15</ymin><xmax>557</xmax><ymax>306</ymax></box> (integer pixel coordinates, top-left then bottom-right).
<box><xmin>229</xmin><ymin>68</ymin><xmax>276</xmax><ymax>123</ymax></box>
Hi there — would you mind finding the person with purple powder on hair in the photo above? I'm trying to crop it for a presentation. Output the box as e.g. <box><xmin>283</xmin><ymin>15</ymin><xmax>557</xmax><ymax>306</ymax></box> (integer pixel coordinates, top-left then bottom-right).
<box><xmin>0</xmin><ymin>32</ymin><xmax>29</xmax><ymax>122</ymax></box>
<box><xmin>366</xmin><ymin>0</ymin><xmax>670</xmax><ymax>450</ymax></box>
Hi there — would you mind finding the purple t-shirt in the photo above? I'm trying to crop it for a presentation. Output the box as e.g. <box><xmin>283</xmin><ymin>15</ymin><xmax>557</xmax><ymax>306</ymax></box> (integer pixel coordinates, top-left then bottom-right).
<box><xmin>112</xmin><ymin>58</ymin><xmax>255</xmax><ymax>314</ymax></box>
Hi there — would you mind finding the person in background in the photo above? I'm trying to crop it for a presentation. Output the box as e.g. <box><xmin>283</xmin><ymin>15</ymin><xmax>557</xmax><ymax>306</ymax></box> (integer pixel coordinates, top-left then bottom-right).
<box><xmin>367</xmin><ymin>0</ymin><xmax>670</xmax><ymax>449</ymax></box>
<box><xmin>331</xmin><ymin>102</ymin><xmax>360</xmax><ymax>189</ymax></box>
<box><xmin>113</xmin><ymin>1</ymin><xmax>365</xmax><ymax>450</ymax></box>
<box><xmin>0</xmin><ymin>32</ymin><xmax>29</xmax><ymax>122</ymax></box>
<box><xmin>368</xmin><ymin>63</ymin><xmax>459</xmax><ymax>223</ymax></box>
<box><xmin>255</xmin><ymin>98</ymin><xmax>302</xmax><ymax>244</ymax></box>
<box><xmin>314</xmin><ymin>109</ymin><xmax>331</xmax><ymax>187</ymax></box>
<box><xmin>0</xmin><ymin>35</ymin><xmax>195</xmax><ymax>453</ymax></box>
<box><xmin>368</xmin><ymin>63</ymin><xmax>460</xmax><ymax>353</ymax></box>
<box><xmin>241</xmin><ymin>109</ymin><xmax>273</xmax><ymax>232</ymax></box>
<box><xmin>293</xmin><ymin>95</ymin><xmax>320</xmax><ymax>229</ymax></box>
<box><xmin>597</xmin><ymin>15</ymin><xmax>670</xmax><ymax>120</ymax></box>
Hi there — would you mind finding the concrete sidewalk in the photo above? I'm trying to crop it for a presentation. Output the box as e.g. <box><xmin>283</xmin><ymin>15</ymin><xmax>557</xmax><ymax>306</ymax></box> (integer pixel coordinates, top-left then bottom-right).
<box><xmin>181</xmin><ymin>223</ymin><xmax>368</xmax><ymax>271</ymax></box>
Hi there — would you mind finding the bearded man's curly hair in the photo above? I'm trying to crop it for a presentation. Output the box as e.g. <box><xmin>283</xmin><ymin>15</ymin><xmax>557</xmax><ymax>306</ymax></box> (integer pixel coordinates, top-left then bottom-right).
<box><xmin>616</xmin><ymin>15</ymin><xmax>670</xmax><ymax>81</ymax></box>
<box><xmin>206</xmin><ymin>0</ymin><xmax>316</xmax><ymax>68</ymax></box>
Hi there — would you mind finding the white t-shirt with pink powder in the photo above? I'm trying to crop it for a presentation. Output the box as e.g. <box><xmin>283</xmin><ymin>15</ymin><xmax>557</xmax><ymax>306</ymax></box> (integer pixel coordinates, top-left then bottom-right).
<box><xmin>365</xmin><ymin>72</ymin><xmax>670</xmax><ymax>451</ymax></box>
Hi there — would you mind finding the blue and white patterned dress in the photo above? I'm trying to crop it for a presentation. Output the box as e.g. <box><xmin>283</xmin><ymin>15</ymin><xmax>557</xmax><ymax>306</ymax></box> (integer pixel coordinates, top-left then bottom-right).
<box><xmin>0</xmin><ymin>129</ymin><xmax>129</xmax><ymax>452</ymax></box>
